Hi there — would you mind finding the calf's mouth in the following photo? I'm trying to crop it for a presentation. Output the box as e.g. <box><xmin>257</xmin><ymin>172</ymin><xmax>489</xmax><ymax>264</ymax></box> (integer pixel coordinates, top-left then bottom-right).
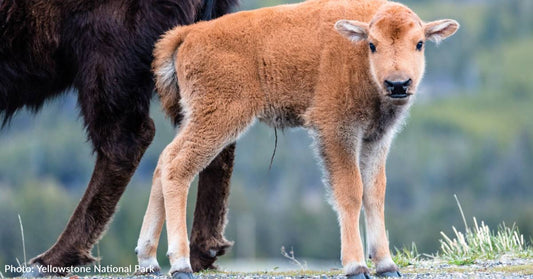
<box><xmin>387</xmin><ymin>92</ymin><xmax>412</xmax><ymax>99</ymax></box>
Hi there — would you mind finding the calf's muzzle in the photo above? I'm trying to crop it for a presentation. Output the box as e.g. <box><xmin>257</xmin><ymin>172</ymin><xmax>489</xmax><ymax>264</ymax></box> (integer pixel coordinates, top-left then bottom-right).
<box><xmin>384</xmin><ymin>78</ymin><xmax>412</xmax><ymax>98</ymax></box>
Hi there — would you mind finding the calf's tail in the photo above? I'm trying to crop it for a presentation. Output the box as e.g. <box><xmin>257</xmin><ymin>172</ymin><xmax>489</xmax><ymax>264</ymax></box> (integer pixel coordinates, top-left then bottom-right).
<box><xmin>152</xmin><ymin>26</ymin><xmax>192</xmax><ymax>125</ymax></box>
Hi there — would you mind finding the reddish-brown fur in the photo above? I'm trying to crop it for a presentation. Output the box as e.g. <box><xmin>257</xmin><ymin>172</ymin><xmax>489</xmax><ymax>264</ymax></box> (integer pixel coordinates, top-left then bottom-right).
<box><xmin>138</xmin><ymin>0</ymin><xmax>459</xmax><ymax>277</ymax></box>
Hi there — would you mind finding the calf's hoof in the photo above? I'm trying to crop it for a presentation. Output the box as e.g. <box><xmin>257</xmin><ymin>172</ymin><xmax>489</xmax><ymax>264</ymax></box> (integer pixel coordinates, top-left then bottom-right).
<box><xmin>377</xmin><ymin>271</ymin><xmax>401</xmax><ymax>277</ymax></box>
<box><xmin>134</xmin><ymin>267</ymin><xmax>162</xmax><ymax>276</ymax></box>
<box><xmin>347</xmin><ymin>273</ymin><xmax>372</xmax><ymax>279</ymax></box>
<box><xmin>172</xmin><ymin>272</ymin><xmax>195</xmax><ymax>279</ymax></box>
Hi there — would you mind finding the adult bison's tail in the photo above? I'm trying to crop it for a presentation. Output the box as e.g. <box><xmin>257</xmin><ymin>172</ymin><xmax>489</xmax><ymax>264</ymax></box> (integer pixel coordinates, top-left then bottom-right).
<box><xmin>152</xmin><ymin>26</ymin><xmax>192</xmax><ymax>126</ymax></box>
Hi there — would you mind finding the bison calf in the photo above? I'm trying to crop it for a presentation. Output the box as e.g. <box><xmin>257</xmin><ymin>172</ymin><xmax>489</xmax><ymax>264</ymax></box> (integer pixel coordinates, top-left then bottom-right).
<box><xmin>136</xmin><ymin>0</ymin><xmax>459</xmax><ymax>278</ymax></box>
<box><xmin>1</xmin><ymin>0</ymin><xmax>238</xmax><ymax>275</ymax></box>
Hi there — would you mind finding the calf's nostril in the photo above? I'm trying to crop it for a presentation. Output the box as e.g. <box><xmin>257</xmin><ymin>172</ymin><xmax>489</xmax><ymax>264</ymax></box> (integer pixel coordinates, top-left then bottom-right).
<box><xmin>403</xmin><ymin>79</ymin><xmax>412</xmax><ymax>87</ymax></box>
<box><xmin>384</xmin><ymin>80</ymin><xmax>395</xmax><ymax>91</ymax></box>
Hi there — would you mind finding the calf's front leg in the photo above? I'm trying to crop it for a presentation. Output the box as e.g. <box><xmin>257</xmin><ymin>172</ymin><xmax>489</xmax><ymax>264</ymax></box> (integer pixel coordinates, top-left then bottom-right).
<box><xmin>362</xmin><ymin>165</ymin><xmax>400</xmax><ymax>277</ymax></box>
<box><xmin>361</xmin><ymin>139</ymin><xmax>400</xmax><ymax>277</ymax></box>
<box><xmin>318</xmin><ymin>133</ymin><xmax>369</xmax><ymax>279</ymax></box>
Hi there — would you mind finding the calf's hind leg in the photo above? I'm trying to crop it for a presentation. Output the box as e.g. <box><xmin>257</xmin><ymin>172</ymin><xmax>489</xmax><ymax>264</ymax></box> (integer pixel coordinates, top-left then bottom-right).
<box><xmin>160</xmin><ymin>105</ymin><xmax>253</xmax><ymax>277</ymax></box>
<box><xmin>136</xmin><ymin>143</ymin><xmax>236</xmax><ymax>273</ymax></box>
<box><xmin>136</xmin><ymin>156</ymin><xmax>166</xmax><ymax>275</ymax></box>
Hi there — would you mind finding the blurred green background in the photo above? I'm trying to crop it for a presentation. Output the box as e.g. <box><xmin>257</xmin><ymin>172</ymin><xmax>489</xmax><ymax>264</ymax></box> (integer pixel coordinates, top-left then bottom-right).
<box><xmin>1</xmin><ymin>0</ymin><xmax>532</xmax><ymax>274</ymax></box>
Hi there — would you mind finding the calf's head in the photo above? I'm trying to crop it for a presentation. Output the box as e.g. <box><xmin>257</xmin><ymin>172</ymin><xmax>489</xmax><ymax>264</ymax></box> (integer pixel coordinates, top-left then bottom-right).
<box><xmin>335</xmin><ymin>3</ymin><xmax>459</xmax><ymax>103</ymax></box>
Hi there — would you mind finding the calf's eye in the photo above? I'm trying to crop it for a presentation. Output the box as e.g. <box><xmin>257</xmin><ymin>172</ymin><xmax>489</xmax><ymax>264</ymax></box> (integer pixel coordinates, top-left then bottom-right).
<box><xmin>416</xmin><ymin>41</ymin><xmax>424</xmax><ymax>51</ymax></box>
<box><xmin>369</xmin><ymin>42</ymin><xmax>376</xmax><ymax>53</ymax></box>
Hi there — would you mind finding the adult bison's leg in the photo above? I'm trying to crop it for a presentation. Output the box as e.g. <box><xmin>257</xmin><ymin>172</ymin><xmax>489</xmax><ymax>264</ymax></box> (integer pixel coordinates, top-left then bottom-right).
<box><xmin>27</xmin><ymin>63</ymin><xmax>155</xmax><ymax>276</ymax></box>
<box><xmin>29</xmin><ymin>117</ymin><xmax>154</xmax><ymax>275</ymax></box>
<box><xmin>190</xmin><ymin>143</ymin><xmax>236</xmax><ymax>271</ymax></box>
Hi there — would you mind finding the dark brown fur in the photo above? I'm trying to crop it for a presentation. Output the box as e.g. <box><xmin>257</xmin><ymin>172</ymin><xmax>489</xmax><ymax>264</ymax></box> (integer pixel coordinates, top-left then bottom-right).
<box><xmin>0</xmin><ymin>0</ymin><xmax>237</xmax><ymax>275</ymax></box>
<box><xmin>190</xmin><ymin>143</ymin><xmax>235</xmax><ymax>271</ymax></box>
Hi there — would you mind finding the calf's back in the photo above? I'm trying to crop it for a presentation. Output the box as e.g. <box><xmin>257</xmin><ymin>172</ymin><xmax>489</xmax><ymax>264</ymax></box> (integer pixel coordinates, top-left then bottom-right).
<box><xmin>160</xmin><ymin>0</ymin><xmax>388</xmax><ymax>129</ymax></box>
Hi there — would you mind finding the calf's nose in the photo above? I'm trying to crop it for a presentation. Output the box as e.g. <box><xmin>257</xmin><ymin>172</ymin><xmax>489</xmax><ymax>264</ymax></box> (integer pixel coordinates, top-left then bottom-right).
<box><xmin>384</xmin><ymin>79</ymin><xmax>412</xmax><ymax>95</ymax></box>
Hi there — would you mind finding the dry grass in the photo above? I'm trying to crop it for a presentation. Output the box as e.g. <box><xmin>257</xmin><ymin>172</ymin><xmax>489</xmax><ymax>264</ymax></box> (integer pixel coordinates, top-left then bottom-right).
<box><xmin>280</xmin><ymin>246</ymin><xmax>308</xmax><ymax>271</ymax></box>
<box><xmin>437</xmin><ymin>196</ymin><xmax>533</xmax><ymax>265</ymax></box>
<box><xmin>18</xmin><ymin>214</ymin><xmax>27</xmax><ymax>268</ymax></box>
<box><xmin>388</xmin><ymin>195</ymin><xmax>533</xmax><ymax>267</ymax></box>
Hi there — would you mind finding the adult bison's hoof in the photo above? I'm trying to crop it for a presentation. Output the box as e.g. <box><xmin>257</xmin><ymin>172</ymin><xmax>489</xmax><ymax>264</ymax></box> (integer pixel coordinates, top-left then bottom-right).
<box><xmin>171</xmin><ymin>272</ymin><xmax>195</xmax><ymax>279</ymax></box>
<box><xmin>347</xmin><ymin>273</ymin><xmax>372</xmax><ymax>279</ymax></box>
<box><xmin>190</xmin><ymin>240</ymin><xmax>233</xmax><ymax>271</ymax></box>
<box><xmin>21</xmin><ymin>264</ymin><xmax>47</xmax><ymax>278</ymax></box>
<box><xmin>376</xmin><ymin>271</ymin><xmax>401</xmax><ymax>277</ymax></box>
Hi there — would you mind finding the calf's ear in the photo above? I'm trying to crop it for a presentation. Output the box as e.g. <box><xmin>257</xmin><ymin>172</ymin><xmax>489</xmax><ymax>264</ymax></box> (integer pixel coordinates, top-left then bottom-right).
<box><xmin>425</xmin><ymin>19</ymin><xmax>460</xmax><ymax>44</ymax></box>
<box><xmin>334</xmin><ymin>20</ymin><xmax>369</xmax><ymax>42</ymax></box>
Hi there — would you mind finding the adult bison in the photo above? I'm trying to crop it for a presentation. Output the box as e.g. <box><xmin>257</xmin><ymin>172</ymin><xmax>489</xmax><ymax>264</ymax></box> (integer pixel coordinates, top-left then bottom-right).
<box><xmin>139</xmin><ymin>0</ymin><xmax>459</xmax><ymax>278</ymax></box>
<box><xmin>0</xmin><ymin>0</ymin><xmax>237</xmax><ymax>275</ymax></box>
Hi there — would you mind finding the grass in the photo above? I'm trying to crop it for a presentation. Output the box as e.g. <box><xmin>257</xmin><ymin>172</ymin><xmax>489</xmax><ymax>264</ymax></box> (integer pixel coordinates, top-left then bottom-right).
<box><xmin>438</xmin><ymin>218</ymin><xmax>532</xmax><ymax>264</ymax></box>
<box><xmin>392</xmin><ymin>242</ymin><xmax>421</xmax><ymax>268</ymax></box>
<box><xmin>389</xmin><ymin>195</ymin><xmax>533</xmax><ymax>267</ymax></box>
<box><xmin>437</xmin><ymin>195</ymin><xmax>533</xmax><ymax>265</ymax></box>
<box><xmin>18</xmin><ymin>214</ymin><xmax>27</xmax><ymax>268</ymax></box>
<box><xmin>280</xmin><ymin>246</ymin><xmax>308</xmax><ymax>270</ymax></box>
